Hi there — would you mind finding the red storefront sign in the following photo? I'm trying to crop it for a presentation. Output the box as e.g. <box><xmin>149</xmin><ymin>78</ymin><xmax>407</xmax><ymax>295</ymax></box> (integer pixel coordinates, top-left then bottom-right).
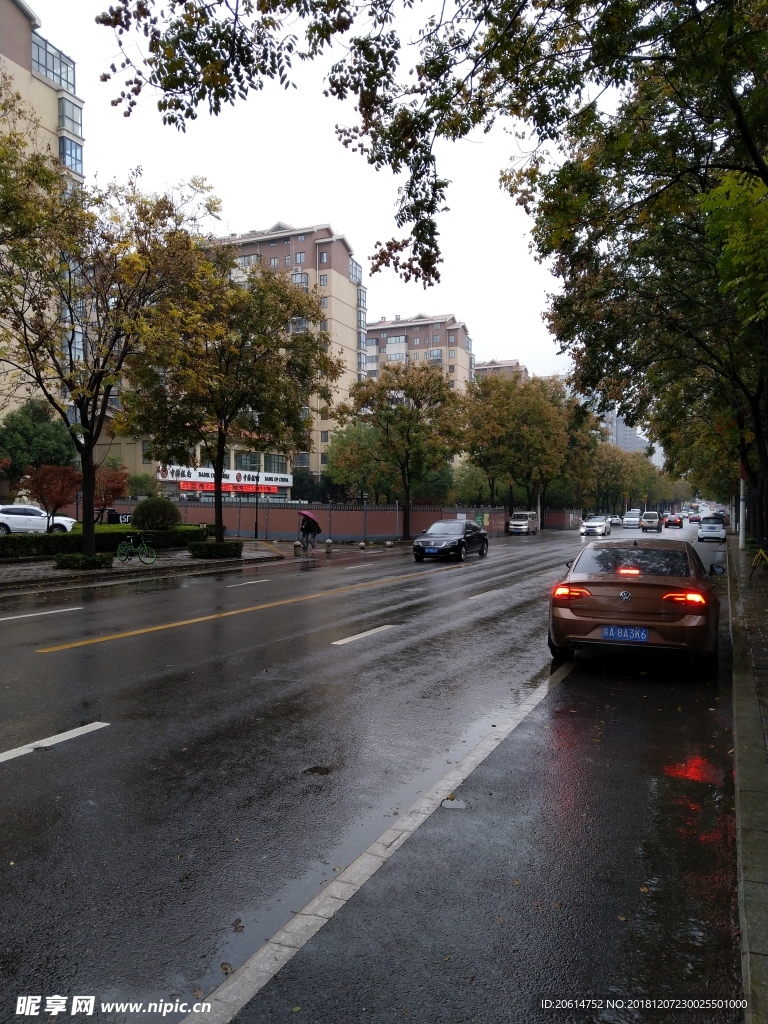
<box><xmin>179</xmin><ymin>481</ymin><xmax>279</xmax><ymax>493</ymax></box>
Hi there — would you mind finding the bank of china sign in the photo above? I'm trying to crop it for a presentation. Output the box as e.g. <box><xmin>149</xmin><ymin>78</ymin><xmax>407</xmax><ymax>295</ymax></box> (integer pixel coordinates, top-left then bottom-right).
<box><xmin>157</xmin><ymin>465</ymin><xmax>292</xmax><ymax>493</ymax></box>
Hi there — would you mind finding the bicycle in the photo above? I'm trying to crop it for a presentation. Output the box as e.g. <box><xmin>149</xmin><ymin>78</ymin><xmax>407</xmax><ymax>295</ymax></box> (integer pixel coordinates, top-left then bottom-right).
<box><xmin>749</xmin><ymin>547</ymin><xmax>768</xmax><ymax>580</ymax></box>
<box><xmin>116</xmin><ymin>532</ymin><xmax>157</xmax><ymax>565</ymax></box>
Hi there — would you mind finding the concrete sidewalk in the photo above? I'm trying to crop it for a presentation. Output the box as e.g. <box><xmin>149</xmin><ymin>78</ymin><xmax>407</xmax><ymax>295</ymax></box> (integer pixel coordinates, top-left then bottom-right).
<box><xmin>729</xmin><ymin>538</ymin><xmax>768</xmax><ymax>1024</ymax></box>
<box><xmin>0</xmin><ymin>540</ymin><xmax>284</xmax><ymax>596</ymax></box>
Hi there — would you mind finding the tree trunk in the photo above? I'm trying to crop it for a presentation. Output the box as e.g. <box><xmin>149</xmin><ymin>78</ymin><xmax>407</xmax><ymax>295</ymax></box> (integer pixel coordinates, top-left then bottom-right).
<box><xmin>214</xmin><ymin>431</ymin><xmax>227</xmax><ymax>543</ymax></box>
<box><xmin>402</xmin><ymin>470</ymin><xmax>412</xmax><ymax>540</ymax></box>
<box><xmin>80</xmin><ymin>448</ymin><xmax>96</xmax><ymax>556</ymax></box>
<box><xmin>488</xmin><ymin>477</ymin><xmax>496</xmax><ymax>504</ymax></box>
<box><xmin>508</xmin><ymin>482</ymin><xmax>514</xmax><ymax>515</ymax></box>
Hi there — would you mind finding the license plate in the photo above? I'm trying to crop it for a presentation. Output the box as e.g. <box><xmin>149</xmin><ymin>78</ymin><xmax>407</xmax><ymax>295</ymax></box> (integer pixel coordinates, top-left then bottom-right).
<box><xmin>425</xmin><ymin>547</ymin><xmax>438</xmax><ymax>554</ymax></box>
<box><xmin>601</xmin><ymin>625</ymin><xmax>648</xmax><ymax>642</ymax></box>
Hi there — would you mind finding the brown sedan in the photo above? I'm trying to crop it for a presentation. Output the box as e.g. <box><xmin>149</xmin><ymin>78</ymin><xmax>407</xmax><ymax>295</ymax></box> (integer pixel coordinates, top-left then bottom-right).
<box><xmin>548</xmin><ymin>539</ymin><xmax>723</xmax><ymax>663</ymax></box>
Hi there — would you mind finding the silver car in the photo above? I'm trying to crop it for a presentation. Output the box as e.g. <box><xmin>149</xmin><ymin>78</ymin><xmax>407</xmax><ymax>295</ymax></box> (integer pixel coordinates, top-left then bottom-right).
<box><xmin>622</xmin><ymin>510</ymin><xmax>642</xmax><ymax>528</ymax></box>
<box><xmin>0</xmin><ymin>505</ymin><xmax>77</xmax><ymax>534</ymax></box>
<box><xmin>580</xmin><ymin>515</ymin><xmax>611</xmax><ymax>536</ymax></box>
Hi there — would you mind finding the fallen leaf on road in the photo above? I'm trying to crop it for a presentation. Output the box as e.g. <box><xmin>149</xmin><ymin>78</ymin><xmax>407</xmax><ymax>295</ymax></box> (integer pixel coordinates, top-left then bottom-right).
<box><xmin>618</xmin><ymin>915</ymin><xmax>627</xmax><ymax>922</ymax></box>
<box><xmin>292</xmin><ymin>1008</ymin><xmax>301</xmax><ymax>1014</ymax></box>
<box><xmin>514</xmin><ymin>879</ymin><xmax>520</xmax><ymax>885</ymax></box>
<box><xmin>221</xmin><ymin>963</ymin><xmax>233</xmax><ymax>975</ymax></box>
<box><xmin>640</xmin><ymin>886</ymin><xmax>649</xmax><ymax>893</ymax></box>
<box><xmin>193</xmin><ymin>990</ymin><xmax>203</xmax><ymax>1000</ymax></box>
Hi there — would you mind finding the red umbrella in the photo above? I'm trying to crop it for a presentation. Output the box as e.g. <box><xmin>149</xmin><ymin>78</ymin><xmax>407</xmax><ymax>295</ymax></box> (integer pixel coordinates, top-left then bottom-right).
<box><xmin>299</xmin><ymin>510</ymin><xmax>321</xmax><ymax>525</ymax></box>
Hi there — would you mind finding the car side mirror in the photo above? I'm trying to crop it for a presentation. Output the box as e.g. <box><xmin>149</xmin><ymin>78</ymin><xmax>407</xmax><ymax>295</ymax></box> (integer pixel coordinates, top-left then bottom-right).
<box><xmin>421</xmin><ymin>529</ymin><xmax>427</xmax><ymax>534</ymax></box>
<box><xmin>710</xmin><ymin>564</ymin><xmax>725</xmax><ymax>575</ymax></box>
<box><xmin>565</xmin><ymin>559</ymin><xmax>573</xmax><ymax>568</ymax></box>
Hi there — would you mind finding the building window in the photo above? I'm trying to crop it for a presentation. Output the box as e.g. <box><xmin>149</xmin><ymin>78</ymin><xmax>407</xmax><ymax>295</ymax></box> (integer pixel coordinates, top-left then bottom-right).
<box><xmin>320</xmin><ymin>431</ymin><xmax>329</xmax><ymax>443</ymax></box>
<box><xmin>413</xmin><ymin>338</ymin><xmax>419</xmax><ymax>345</ymax></box>
<box><xmin>433</xmin><ymin>334</ymin><xmax>441</xmax><ymax>345</ymax></box>
<box><xmin>58</xmin><ymin>98</ymin><xmax>82</xmax><ymax>136</ymax></box>
<box><xmin>466</xmin><ymin>338</ymin><xmax>473</xmax><ymax>353</ymax></box>
<box><xmin>319</xmin><ymin>274</ymin><xmax>327</xmax><ymax>286</ymax></box>
<box><xmin>387</xmin><ymin>352</ymin><xmax>406</xmax><ymax>362</ymax></box>
<box><xmin>321</xmin><ymin>296</ymin><xmax>328</xmax><ymax>308</ymax></box>
<box><xmin>319</xmin><ymin>251</ymin><xmax>328</xmax><ymax>264</ymax></box>
<box><xmin>142</xmin><ymin>440</ymin><xmax>152</xmax><ymax>464</ymax></box>
<box><xmin>264</xmin><ymin>454</ymin><xmax>287</xmax><ymax>474</ymax></box>
<box><xmin>448</xmin><ymin>334</ymin><xmax>455</xmax><ymax>344</ymax></box>
<box><xmin>269</xmin><ymin>241</ymin><xmax>277</xmax><ymax>246</ymax></box>
<box><xmin>321</xmin><ymin>452</ymin><xmax>328</xmax><ymax>465</ymax></box>
<box><xmin>357</xmin><ymin>288</ymin><xmax>366</xmax><ymax>307</ymax></box>
<box><xmin>293</xmin><ymin>453</ymin><xmax>310</xmax><ymax>468</ymax></box>
<box><xmin>449</xmin><ymin>380</ymin><xmax>455</xmax><ymax>389</ymax></box>
<box><xmin>58</xmin><ymin>136</ymin><xmax>83</xmax><ymax>175</ymax></box>
<box><xmin>349</xmin><ymin>258</ymin><xmax>362</xmax><ymax>284</ymax></box>
<box><xmin>386</xmin><ymin>335</ymin><xmax>406</xmax><ymax>346</ymax></box>
<box><xmin>449</xmin><ymin>365</ymin><xmax>455</xmax><ymax>373</ymax></box>
<box><xmin>301</xmin><ymin>406</ymin><xmax>312</xmax><ymax>420</ymax></box>
<box><xmin>319</xmin><ymin>320</ymin><xmax>328</xmax><ymax>331</ymax></box>
<box><xmin>357</xmin><ymin>310</ymin><xmax>367</xmax><ymax>328</ymax></box>
<box><xmin>366</xmin><ymin>355</ymin><xmax>378</xmax><ymax>365</ymax></box>
<box><xmin>448</xmin><ymin>349</ymin><xmax>456</xmax><ymax>358</ymax></box>
<box><xmin>235</xmin><ymin>451</ymin><xmax>260</xmax><ymax>471</ymax></box>
<box><xmin>358</xmin><ymin>331</ymin><xmax>367</xmax><ymax>349</ymax></box>
<box><xmin>70</xmin><ymin>328</ymin><xmax>84</xmax><ymax>361</ymax></box>
<box><xmin>297</xmin><ymin>234</ymin><xmax>305</xmax><ymax>241</ymax></box>
<box><xmin>429</xmin><ymin>349</ymin><xmax>442</xmax><ymax>361</ymax></box>
<box><xmin>32</xmin><ymin>33</ymin><xmax>76</xmax><ymax>91</ymax></box>
<box><xmin>284</xmin><ymin>255</ymin><xmax>291</xmax><ymax>267</ymax></box>
<box><xmin>237</xmin><ymin>254</ymin><xmax>261</xmax><ymax>268</ymax></box>
<box><xmin>295</xmin><ymin>252</ymin><xmax>305</xmax><ymax>264</ymax></box>
<box><xmin>270</xmin><ymin>257</ymin><xmax>278</xmax><ymax>268</ymax></box>
<box><xmin>413</xmin><ymin>352</ymin><xmax>419</xmax><ymax>360</ymax></box>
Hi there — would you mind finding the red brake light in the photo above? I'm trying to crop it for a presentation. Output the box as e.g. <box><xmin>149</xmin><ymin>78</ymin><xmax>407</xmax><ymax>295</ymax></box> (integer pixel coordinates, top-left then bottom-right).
<box><xmin>553</xmin><ymin>585</ymin><xmax>592</xmax><ymax>603</ymax></box>
<box><xmin>663</xmin><ymin>592</ymin><xmax>707</xmax><ymax>607</ymax></box>
<box><xmin>618</xmin><ymin>568</ymin><xmax>640</xmax><ymax>575</ymax></box>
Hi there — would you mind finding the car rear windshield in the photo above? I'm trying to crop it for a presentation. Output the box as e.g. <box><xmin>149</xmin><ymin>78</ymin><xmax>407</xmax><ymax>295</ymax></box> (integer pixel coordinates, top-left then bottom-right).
<box><xmin>575</xmin><ymin>546</ymin><xmax>691</xmax><ymax>577</ymax></box>
<box><xmin>426</xmin><ymin>522</ymin><xmax>464</xmax><ymax>535</ymax></box>
<box><xmin>511</xmin><ymin>514</ymin><xmax>532</xmax><ymax>520</ymax></box>
<box><xmin>701</xmin><ymin>517</ymin><xmax>721</xmax><ymax>524</ymax></box>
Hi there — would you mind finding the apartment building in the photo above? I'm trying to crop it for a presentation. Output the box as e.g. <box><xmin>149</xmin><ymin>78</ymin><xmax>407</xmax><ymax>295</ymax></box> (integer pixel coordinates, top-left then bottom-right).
<box><xmin>0</xmin><ymin>0</ymin><xmax>84</xmax><ymax>180</ymax></box>
<box><xmin>364</xmin><ymin>313</ymin><xmax>474</xmax><ymax>391</ymax></box>
<box><xmin>473</xmin><ymin>358</ymin><xmax>529</xmax><ymax>382</ymax></box>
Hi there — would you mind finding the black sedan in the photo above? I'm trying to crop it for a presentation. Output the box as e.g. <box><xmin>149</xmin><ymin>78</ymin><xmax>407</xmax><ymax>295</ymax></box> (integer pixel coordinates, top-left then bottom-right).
<box><xmin>665</xmin><ymin>514</ymin><xmax>684</xmax><ymax>528</ymax></box>
<box><xmin>413</xmin><ymin>520</ymin><xmax>488</xmax><ymax>562</ymax></box>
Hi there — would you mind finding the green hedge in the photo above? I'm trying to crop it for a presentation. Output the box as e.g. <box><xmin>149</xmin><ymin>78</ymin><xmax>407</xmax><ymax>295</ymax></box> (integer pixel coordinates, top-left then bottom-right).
<box><xmin>189</xmin><ymin>540</ymin><xmax>244</xmax><ymax>559</ymax></box>
<box><xmin>53</xmin><ymin>552</ymin><xmax>115</xmax><ymax>571</ymax></box>
<box><xmin>0</xmin><ymin>525</ymin><xmax>204</xmax><ymax>559</ymax></box>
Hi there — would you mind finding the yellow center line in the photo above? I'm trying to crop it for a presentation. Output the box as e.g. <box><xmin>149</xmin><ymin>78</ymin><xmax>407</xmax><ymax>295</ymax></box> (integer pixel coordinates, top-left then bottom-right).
<box><xmin>37</xmin><ymin>564</ymin><xmax>461</xmax><ymax>653</ymax></box>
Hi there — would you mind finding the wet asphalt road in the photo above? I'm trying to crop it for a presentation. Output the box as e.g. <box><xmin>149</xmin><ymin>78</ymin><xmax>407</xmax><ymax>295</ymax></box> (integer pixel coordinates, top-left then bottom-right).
<box><xmin>0</xmin><ymin>525</ymin><xmax>739</xmax><ymax>1023</ymax></box>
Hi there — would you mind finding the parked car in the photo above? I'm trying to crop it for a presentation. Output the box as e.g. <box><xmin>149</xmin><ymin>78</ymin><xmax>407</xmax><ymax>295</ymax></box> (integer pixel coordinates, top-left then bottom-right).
<box><xmin>548</xmin><ymin>538</ymin><xmax>723</xmax><ymax>664</ymax></box>
<box><xmin>622</xmin><ymin>510</ymin><xmax>642</xmax><ymax>528</ymax></box>
<box><xmin>641</xmin><ymin>512</ymin><xmax>662</xmax><ymax>533</ymax></box>
<box><xmin>580</xmin><ymin>515</ymin><xmax>611</xmax><ymax>536</ymax></box>
<box><xmin>0</xmin><ymin>505</ymin><xmax>77</xmax><ymax>535</ymax></box>
<box><xmin>413</xmin><ymin>520</ymin><xmax>488</xmax><ymax>561</ymax></box>
<box><xmin>508</xmin><ymin>511</ymin><xmax>539</xmax><ymax>535</ymax></box>
<box><xmin>688</xmin><ymin>513</ymin><xmax>701</xmax><ymax>524</ymax></box>
<box><xmin>698</xmin><ymin>516</ymin><xmax>727</xmax><ymax>542</ymax></box>
<box><xmin>713</xmin><ymin>510</ymin><xmax>730</xmax><ymax>526</ymax></box>
<box><xmin>665</xmin><ymin>514</ymin><xmax>684</xmax><ymax>528</ymax></box>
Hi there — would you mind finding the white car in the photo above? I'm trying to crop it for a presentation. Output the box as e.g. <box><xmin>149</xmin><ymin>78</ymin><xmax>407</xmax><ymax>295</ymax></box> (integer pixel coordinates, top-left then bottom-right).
<box><xmin>622</xmin><ymin>510</ymin><xmax>642</xmax><ymax>528</ymax></box>
<box><xmin>580</xmin><ymin>515</ymin><xmax>611</xmax><ymax>536</ymax></box>
<box><xmin>697</xmin><ymin>516</ymin><xmax>727</xmax><ymax>542</ymax></box>
<box><xmin>508</xmin><ymin>511</ymin><xmax>539</xmax><ymax>535</ymax></box>
<box><xmin>0</xmin><ymin>505</ymin><xmax>77</xmax><ymax>534</ymax></box>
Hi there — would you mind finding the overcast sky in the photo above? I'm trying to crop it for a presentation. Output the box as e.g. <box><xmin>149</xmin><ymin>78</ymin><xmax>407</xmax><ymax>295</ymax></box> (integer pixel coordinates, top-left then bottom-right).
<box><xmin>31</xmin><ymin>0</ymin><xmax>569</xmax><ymax>376</ymax></box>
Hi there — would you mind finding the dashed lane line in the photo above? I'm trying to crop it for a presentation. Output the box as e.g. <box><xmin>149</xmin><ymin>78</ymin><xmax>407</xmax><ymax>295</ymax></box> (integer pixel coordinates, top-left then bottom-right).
<box><xmin>0</xmin><ymin>722</ymin><xmax>110</xmax><ymax>764</ymax></box>
<box><xmin>181</xmin><ymin>660</ymin><xmax>575</xmax><ymax>1024</ymax></box>
<box><xmin>36</xmin><ymin>564</ymin><xmax>464</xmax><ymax>653</ymax></box>
<box><xmin>0</xmin><ymin>606</ymin><xmax>83</xmax><ymax>623</ymax></box>
<box><xmin>331</xmin><ymin>624</ymin><xmax>395</xmax><ymax>645</ymax></box>
<box><xmin>225</xmin><ymin>580</ymin><xmax>269</xmax><ymax>588</ymax></box>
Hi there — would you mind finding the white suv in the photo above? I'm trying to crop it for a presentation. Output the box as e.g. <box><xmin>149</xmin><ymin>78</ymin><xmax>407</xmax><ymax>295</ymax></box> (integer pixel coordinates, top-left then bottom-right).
<box><xmin>622</xmin><ymin>509</ymin><xmax>642</xmax><ymax>528</ymax></box>
<box><xmin>0</xmin><ymin>505</ymin><xmax>77</xmax><ymax>534</ymax></box>
<box><xmin>641</xmin><ymin>512</ymin><xmax>662</xmax><ymax>533</ymax></box>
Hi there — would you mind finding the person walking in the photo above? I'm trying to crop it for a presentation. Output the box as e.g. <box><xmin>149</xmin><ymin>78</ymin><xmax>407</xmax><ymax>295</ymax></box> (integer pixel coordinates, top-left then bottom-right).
<box><xmin>300</xmin><ymin>514</ymin><xmax>320</xmax><ymax>552</ymax></box>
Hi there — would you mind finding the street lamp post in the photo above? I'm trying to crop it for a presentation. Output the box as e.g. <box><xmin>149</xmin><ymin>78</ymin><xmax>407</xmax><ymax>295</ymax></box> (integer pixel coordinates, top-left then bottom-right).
<box><xmin>254</xmin><ymin>472</ymin><xmax>260</xmax><ymax>540</ymax></box>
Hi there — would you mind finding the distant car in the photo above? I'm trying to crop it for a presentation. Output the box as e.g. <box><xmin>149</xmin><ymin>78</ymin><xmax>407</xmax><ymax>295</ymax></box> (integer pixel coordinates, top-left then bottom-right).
<box><xmin>698</xmin><ymin>516</ymin><xmax>727</xmax><ymax>542</ymax></box>
<box><xmin>665</xmin><ymin>514</ymin><xmax>684</xmax><ymax>528</ymax></box>
<box><xmin>622</xmin><ymin>510</ymin><xmax>642</xmax><ymax>528</ymax></box>
<box><xmin>413</xmin><ymin>520</ymin><xmax>488</xmax><ymax>561</ymax></box>
<box><xmin>548</xmin><ymin>538</ymin><xmax>723</xmax><ymax>664</ymax></box>
<box><xmin>580</xmin><ymin>515</ymin><xmax>611</xmax><ymax>536</ymax></box>
<box><xmin>713</xmin><ymin>510</ymin><xmax>730</xmax><ymax>526</ymax></box>
<box><xmin>689</xmin><ymin>513</ymin><xmax>701</xmax><ymax>524</ymax></box>
<box><xmin>508</xmin><ymin>511</ymin><xmax>539</xmax><ymax>535</ymax></box>
<box><xmin>608</xmin><ymin>515</ymin><xmax>623</xmax><ymax>526</ymax></box>
<box><xmin>0</xmin><ymin>505</ymin><xmax>77</xmax><ymax>535</ymax></box>
<box><xmin>641</xmin><ymin>512</ymin><xmax>662</xmax><ymax>533</ymax></box>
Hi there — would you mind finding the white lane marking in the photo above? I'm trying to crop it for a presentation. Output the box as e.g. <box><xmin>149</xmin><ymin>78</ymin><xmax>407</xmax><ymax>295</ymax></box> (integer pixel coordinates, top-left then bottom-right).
<box><xmin>340</xmin><ymin>563</ymin><xmax>377</xmax><ymax>570</ymax></box>
<box><xmin>0</xmin><ymin>606</ymin><xmax>83</xmax><ymax>623</ymax></box>
<box><xmin>0</xmin><ymin>722</ymin><xmax>109</xmax><ymax>763</ymax></box>
<box><xmin>225</xmin><ymin>579</ymin><xmax>269</xmax><ymax>588</ymax></box>
<box><xmin>182</xmin><ymin>661</ymin><xmax>575</xmax><ymax>1024</ymax></box>
<box><xmin>468</xmin><ymin>591</ymin><xmax>498</xmax><ymax>600</ymax></box>
<box><xmin>331</xmin><ymin>624</ymin><xmax>395</xmax><ymax>646</ymax></box>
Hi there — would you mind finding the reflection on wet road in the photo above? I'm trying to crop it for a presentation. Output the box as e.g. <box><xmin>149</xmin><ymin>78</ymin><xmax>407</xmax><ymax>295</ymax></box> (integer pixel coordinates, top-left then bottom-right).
<box><xmin>0</xmin><ymin>528</ymin><xmax>738</xmax><ymax>1022</ymax></box>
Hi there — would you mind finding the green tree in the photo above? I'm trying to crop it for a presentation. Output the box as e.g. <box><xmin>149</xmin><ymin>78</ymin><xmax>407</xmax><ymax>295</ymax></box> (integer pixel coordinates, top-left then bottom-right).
<box><xmin>588</xmin><ymin>444</ymin><xmax>631</xmax><ymax>514</ymax></box>
<box><xmin>505</xmin><ymin>379</ymin><xmax>569</xmax><ymax>518</ymax></box>
<box><xmin>120</xmin><ymin>258</ymin><xmax>342</xmax><ymax>542</ymax></box>
<box><xmin>324</xmin><ymin>422</ymin><xmax>397</xmax><ymax>503</ymax></box>
<box><xmin>336</xmin><ymin>363</ymin><xmax>458</xmax><ymax>538</ymax></box>
<box><xmin>0</xmin><ymin>400</ymin><xmax>77</xmax><ymax>488</ymax></box>
<box><xmin>126</xmin><ymin>472</ymin><xmax>158</xmax><ymax>497</ymax></box>
<box><xmin>462</xmin><ymin>375</ymin><xmax>519</xmax><ymax>505</ymax></box>
<box><xmin>452</xmin><ymin>461</ymin><xmax>491</xmax><ymax>506</ymax></box>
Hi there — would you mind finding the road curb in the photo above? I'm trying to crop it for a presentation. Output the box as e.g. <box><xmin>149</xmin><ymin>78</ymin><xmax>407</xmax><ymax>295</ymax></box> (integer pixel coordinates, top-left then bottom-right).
<box><xmin>728</xmin><ymin>537</ymin><xmax>768</xmax><ymax>1024</ymax></box>
<box><xmin>0</xmin><ymin>553</ymin><xmax>285</xmax><ymax>597</ymax></box>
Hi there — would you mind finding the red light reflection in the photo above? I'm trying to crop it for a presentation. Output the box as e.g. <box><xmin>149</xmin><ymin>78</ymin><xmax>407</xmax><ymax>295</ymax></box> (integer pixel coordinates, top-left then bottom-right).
<box><xmin>663</xmin><ymin>755</ymin><xmax>723</xmax><ymax>786</ymax></box>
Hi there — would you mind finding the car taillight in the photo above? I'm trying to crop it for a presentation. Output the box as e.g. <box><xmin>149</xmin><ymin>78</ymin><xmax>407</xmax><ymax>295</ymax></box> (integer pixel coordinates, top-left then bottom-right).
<box><xmin>618</xmin><ymin>568</ymin><xmax>640</xmax><ymax>575</ymax></box>
<box><xmin>553</xmin><ymin>585</ymin><xmax>592</xmax><ymax>604</ymax></box>
<box><xmin>662</xmin><ymin>592</ymin><xmax>707</xmax><ymax>607</ymax></box>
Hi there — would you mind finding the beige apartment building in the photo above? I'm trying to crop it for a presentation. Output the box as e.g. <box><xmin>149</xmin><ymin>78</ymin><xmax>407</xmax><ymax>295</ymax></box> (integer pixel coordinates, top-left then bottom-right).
<box><xmin>364</xmin><ymin>313</ymin><xmax>475</xmax><ymax>391</ymax></box>
<box><xmin>473</xmin><ymin>358</ymin><xmax>529</xmax><ymax>382</ymax></box>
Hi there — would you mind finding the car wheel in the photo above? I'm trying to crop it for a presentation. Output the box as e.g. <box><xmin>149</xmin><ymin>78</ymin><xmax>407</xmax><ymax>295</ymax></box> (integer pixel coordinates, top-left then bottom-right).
<box><xmin>0</xmin><ymin>524</ymin><xmax>9</xmax><ymax>536</ymax></box>
<box><xmin>457</xmin><ymin>543</ymin><xmax>467</xmax><ymax>562</ymax></box>
<box><xmin>479</xmin><ymin>540</ymin><xmax>488</xmax><ymax>557</ymax></box>
<box><xmin>414</xmin><ymin>552</ymin><xmax>424</xmax><ymax>562</ymax></box>
<box><xmin>547</xmin><ymin>631</ymin><xmax>573</xmax><ymax>662</ymax></box>
<box><xmin>49</xmin><ymin>524</ymin><xmax>66</xmax><ymax>533</ymax></box>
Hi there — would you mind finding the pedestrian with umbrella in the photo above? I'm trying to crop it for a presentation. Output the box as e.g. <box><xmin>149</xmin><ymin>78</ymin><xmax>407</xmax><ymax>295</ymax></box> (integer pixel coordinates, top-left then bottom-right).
<box><xmin>299</xmin><ymin>510</ymin><xmax>321</xmax><ymax>553</ymax></box>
